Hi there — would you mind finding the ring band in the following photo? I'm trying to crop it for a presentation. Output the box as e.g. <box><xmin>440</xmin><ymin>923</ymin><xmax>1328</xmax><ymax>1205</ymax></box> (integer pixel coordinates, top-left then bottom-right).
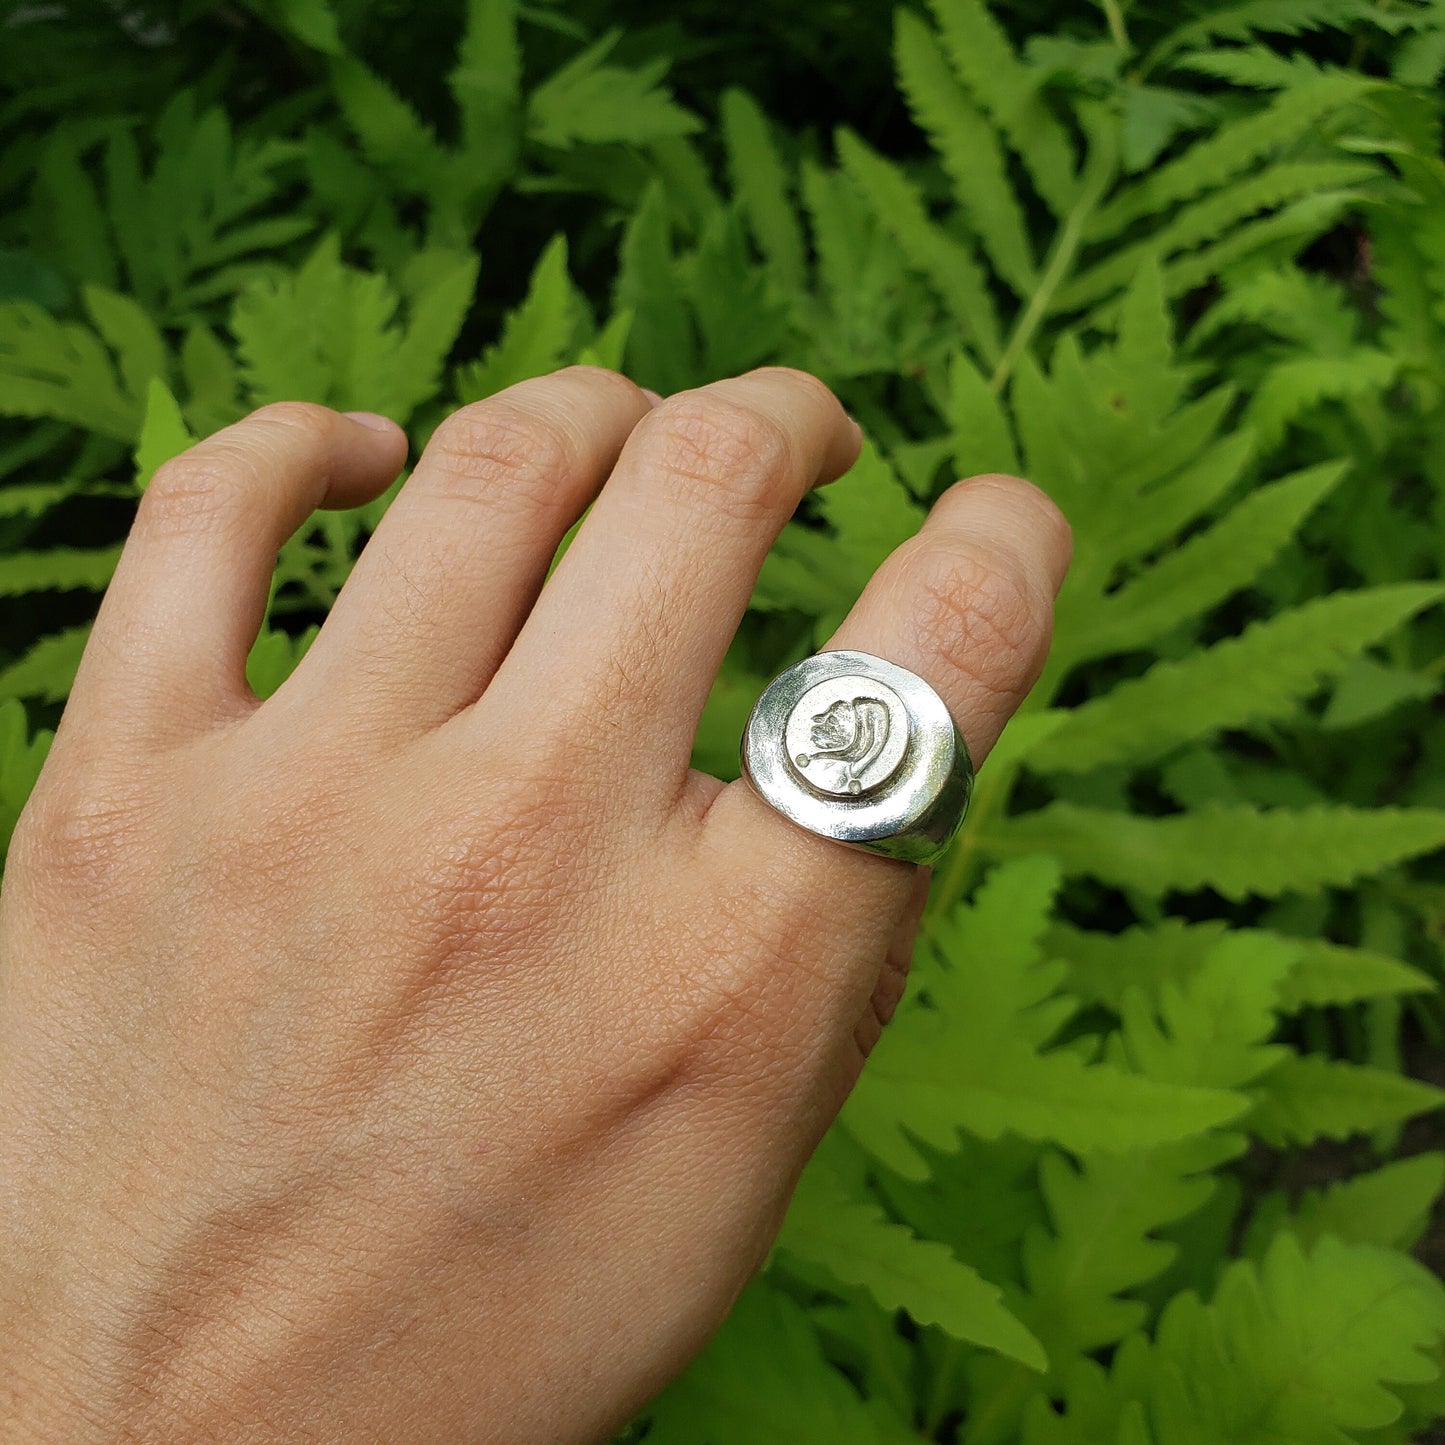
<box><xmin>739</xmin><ymin>650</ymin><xmax>973</xmax><ymax>865</ymax></box>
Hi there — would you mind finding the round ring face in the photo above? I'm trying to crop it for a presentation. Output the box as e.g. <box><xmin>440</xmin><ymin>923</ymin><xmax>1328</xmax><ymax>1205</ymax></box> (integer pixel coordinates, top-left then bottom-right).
<box><xmin>740</xmin><ymin>650</ymin><xmax>973</xmax><ymax>865</ymax></box>
<box><xmin>785</xmin><ymin>677</ymin><xmax>909</xmax><ymax>797</ymax></box>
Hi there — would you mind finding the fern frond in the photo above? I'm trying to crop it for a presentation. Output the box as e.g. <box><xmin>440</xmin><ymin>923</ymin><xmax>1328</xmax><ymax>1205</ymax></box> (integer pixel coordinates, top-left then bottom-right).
<box><xmin>527</xmin><ymin>30</ymin><xmax>700</xmax><ymax>148</ymax></box>
<box><xmin>1069</xmin><ymin>460</ymin><xmax>1345</xmax><ymax>662</ymax></box>
<box><xmin>836</xmin><ymin>128</ymin><xmax>1002</xmax><ymax>366</ymax></box>
<box><xmin>841</xmin><ymin>860</ymin><xmax>1244</xmax><ymax>1177</ymax></box>
<box><xmin>1057</xmin><ymin>918</ymin><xmax>1432</xmax><ymax>1014</ymax></box>
<box><xmin>1026</xmin><ymin>1234</ymin><xmax>1445</xmax><ymax>1445</ymax></box>
<box><xmin>894</xmin><ymin>10</ymin><xmax>1037</xmax><ymax>297</ymax></box>
<box><xmin>449</xmin><ymin>0</ymin><xmax>521</xmax><ymax>152</ymax></box>
<box><xmin>0</xmin><ymin>699</ymin><xmax>52</xmax><ymax>860</ymax></box>
<box><xmin>1249</xmin><ymin>1054</ymin><xmax>1445</xmax><ymax>1146</ymax></box>
<box><xmin>778</xmin><ymin>1158</ymin><xmax>1046</xmax><ymax>1369</ymax></box>
<box><xmin>646</xmin><ymin>1282</ymin><xmax>896</xmax><ymax>1445</ymax></box>
<box><xmin>1152</xmin><ymin>0</ymin><xmax>1374</xmax><ymax>68</ymax></box>
<box><xmin>0</xmin><ymin>547</ymin><xmax>121</xmax><ymax>599</ymax></box>
<box><xmin>1033</xmin><ymin>584</ymin><xmax>1443</xmax><ymax>774</ymax></box>
<box><xmin>720</xmin><ymin>89</ymin><xmax>807</xmax><ymax>293</ymax></box>
<box><xmin>1088</xmin><ymin>72</ymin><xmax>1372</xmax><ymax>242</ymax></box>
<box><xmin>1059</xmin><ymin>162</ymin><xmax>1375</xmax><ymax>313</ymax></box>
<box><xmin>0</xmin><ymin>297</ymin><xmax>146</xmax><ymax>439</ymax></box>
<box><xmin>455</xmin><ymin>235</ymin><xmax>575</xmax><ymax>403</ymax></box>
<box><xmin>1243</xmin><ymin>348</ymin><xmax>1399</xmax><ymax>451</ymax></box>
<box><xmin>925</xmin><ymin>0</ymin><xmax>1078</xmax><ymax>216</ymax></box>
<box><xmin>993</xmin><ymin>802</ymin><xmax>1445</xmax><ymax>899</ymax></box>
<box><xmin>1247</xmin><ymin>1153</ymin><xmax>1445</xmax><ymax>1261</ymax></box>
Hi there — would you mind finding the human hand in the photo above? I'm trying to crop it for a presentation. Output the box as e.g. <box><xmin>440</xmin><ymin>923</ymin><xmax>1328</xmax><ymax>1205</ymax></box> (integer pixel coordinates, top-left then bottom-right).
<box><xmin>0</xmin><ymin>366</ymin><xmax>1070</xmax><ymax>1442</ymax></box>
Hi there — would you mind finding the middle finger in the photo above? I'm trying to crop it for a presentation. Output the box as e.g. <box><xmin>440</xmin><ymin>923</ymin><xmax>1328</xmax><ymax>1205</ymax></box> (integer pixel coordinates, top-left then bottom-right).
<box><xmin>475</xmin><ymin>368</ymin><xmax>860</xmax><ymax>788</ymax></box>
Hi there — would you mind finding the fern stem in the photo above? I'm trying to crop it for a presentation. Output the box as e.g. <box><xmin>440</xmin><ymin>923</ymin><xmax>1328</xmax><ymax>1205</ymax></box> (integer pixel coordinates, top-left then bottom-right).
<box><xmin>1097</xmin><ymin>0</ymin><xmax>1130</xmax><ymax>51</ymax></box>
<box><xmin>986</xmin><ymin>129</ymin><xmax>1115</xmax><ymax>396</ymax></box>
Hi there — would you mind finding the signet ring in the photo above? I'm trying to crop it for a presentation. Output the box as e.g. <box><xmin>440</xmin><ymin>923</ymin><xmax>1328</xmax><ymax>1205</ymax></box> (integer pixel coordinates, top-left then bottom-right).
<box><xmin>739</xmin><ymin>650</ymin><xmax>973</xmax><ymax>866</ymax></box>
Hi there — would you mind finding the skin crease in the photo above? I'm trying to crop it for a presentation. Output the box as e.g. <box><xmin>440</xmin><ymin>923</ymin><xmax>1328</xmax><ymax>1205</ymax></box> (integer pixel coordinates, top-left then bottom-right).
<box><xmin>0</xmin><ymin>366</ymin><xmax>1072</xmax><ymax>1443</ymax></box>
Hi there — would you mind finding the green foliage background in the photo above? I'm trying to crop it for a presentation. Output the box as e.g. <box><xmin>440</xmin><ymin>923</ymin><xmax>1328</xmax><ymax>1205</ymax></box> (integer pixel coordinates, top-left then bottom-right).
<box><xmin>4</xmin><ymin>0</ymin><xmax>1445</xmax><ymax>1438</ymax></box>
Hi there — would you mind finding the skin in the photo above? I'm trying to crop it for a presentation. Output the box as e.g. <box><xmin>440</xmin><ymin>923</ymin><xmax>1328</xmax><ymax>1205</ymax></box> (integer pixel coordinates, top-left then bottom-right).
<box><xmin>0</xmin><ymin>366</ymin><xmax>1071</xmax><ymax>1443</ymax></box>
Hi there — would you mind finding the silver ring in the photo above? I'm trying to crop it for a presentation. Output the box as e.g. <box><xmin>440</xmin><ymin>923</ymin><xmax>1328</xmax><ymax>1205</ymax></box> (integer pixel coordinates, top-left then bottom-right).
<box><xmin>739</xmin><ymin>650</ymin><xmax>973</xmax><ymax>866</ymax></box>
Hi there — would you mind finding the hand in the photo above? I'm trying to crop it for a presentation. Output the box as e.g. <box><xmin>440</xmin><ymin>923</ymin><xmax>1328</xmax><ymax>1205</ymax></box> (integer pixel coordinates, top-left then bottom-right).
<box><xmin>0</xmin><ymin>367</ymin><xmax>1071</xmax><ymax>1442</ymax></box>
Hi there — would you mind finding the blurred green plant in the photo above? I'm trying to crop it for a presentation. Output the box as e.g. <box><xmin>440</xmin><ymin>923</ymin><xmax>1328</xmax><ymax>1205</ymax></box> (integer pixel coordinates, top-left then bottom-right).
<box><xmin>2</xmin><ymin>0</ymin><xmax>1445</xmax><ymax>1440</ymax></box>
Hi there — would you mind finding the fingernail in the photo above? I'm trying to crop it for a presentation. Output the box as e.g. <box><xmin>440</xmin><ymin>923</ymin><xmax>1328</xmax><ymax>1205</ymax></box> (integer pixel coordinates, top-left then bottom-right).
<box><xmin>344</xmin><ymin>410</ymin><xmax>397</xmax><ymax>432</ymax></box>
<box><xmin>640</xmin><ymin>388</ymin><xmax>664</xmax><ymax>407</ymax></box>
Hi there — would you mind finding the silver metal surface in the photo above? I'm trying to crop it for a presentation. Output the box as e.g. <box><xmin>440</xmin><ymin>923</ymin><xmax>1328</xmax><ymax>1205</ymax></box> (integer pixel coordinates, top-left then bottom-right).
<box><xmin>740</xmin><ymin>650</ymin><xmax>973</xmax><ymax>865</ymax></box>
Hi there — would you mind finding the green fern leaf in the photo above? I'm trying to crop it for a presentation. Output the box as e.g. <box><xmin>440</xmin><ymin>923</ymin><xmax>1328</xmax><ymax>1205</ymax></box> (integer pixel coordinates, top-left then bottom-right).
<box><xmin>246</xmin><ymin>627</ymin><xmax>319</xmax><ymax>700</ymax></box>
<box><xmin>0</xmin><ymin>625</ymin><xmax>89</xmax><ymax>706</ymax></box>
<box><xmin>180</xmin><ymin>325</ymin><xmax>243</xmax><ymax>437</ymax></box>
<box><xmin>1019</xmin><ymin>1143</ymin><xmax>1231</xmax><ymax>1367</ymax></box>
<box><xmin>1033</xmin><ymin>584</ymin><xmax>1444</xmax><ymax>774</ymax></box>
<box><xmin>756</xmin><ymin>440</ymin><xmax>923</xmax><ymax>631</ymax></box>
<box><xmin>232</xmin><ymin>236</ymin><xmax>472</xmax><ymax>423</ymax></box>
<box><xmin>455</xmin><ymin>237</ymin><xmax>575</xmax><ymax>404</ymax></box>
<box><xmin>0</xmin><ymin>548</ymin><xmax>121</xmax><ymax>599</ymax></box>
<box><xmin>450</xmin><ymin>0</ymin><xmax>521</xmax><ymax>152</ymax></box>
<box><xmin>893</xmin><ymin>10</ymin><xmax>1037</xmax><ymax>297</ymax></box>
<box><xmin>841</xmin><ymin>860</ymin><xmax>1244</xmax><ymax>1178</ymax></box>
<box><xmin>720</xmin><ymin>89</ymin><xmax>807</xmax><ymax>293</ymax></box>
<box><xmin>1243</xmin><ymin>348</ymin><xmax>1399</xmax><ymax>451</ymax></box>
<box><xmin>1057</xmin><ymin>918</ymin><xmax>1432</xmax><ymax>1014</ymax></box>
<box><xmin>1153</xmin><ymin>0</ymin><xmax>1375</xmax><ymax>64</ymax></box>
<box><xmin>0</xmin><ymin>700</ymin><xmax>51</xmax><ymax>861</ymax></box>
<box><xmin>835</xmin><ymin>128</ymin><xmax>1002</xmax><ymax>366</ymax></box>
<box><xmin>778</xmin><ymin>1158</ymin><xmax>1046</xmax><ymax>1369</ymax></box>
<box><xmin>1276</xmin><ymin>940</ymin><xmax>1434</xmax><ymax>1011</ymax></box>
<box><xmin>527</xmin><ymin>30</ymin><xmax>700</xmax><ymax>148</ymax></box>
<box><xmin>83</xmin><ymin>285</ymin><xmax>168</xmax><ymax>402</ymax></box>
<box><xmin>925</xmin><ymin>0</ymin><xmax>1078</xmax><ymax>216</ymax></box>
<box><xmin>1059</xmin><ymin>162</ymin><xmax>1375</xmax><ymax>313</ymax></box>
<box><xmin>1247</xmin><ymin>1153</ymin><xmax>1445</xmax><ymax>1257</ymax></box>
<box><xmin>1088</xmin><ymin>71</ymin><xmax>1372</xmax><ymax>242</ymax></box>
<box><xmin>1070</xmin><ymin>460</ymin><xmax>1345</xmax><ymax>661</ymax></box>
<box><xmin>134</xmin><ymin>377</ymin><xmax>195</xmax><ymax>490</ymax></box>
<box><xmin>328</xmin><ymin>55</ymin><xmax>449</xmax><ymax>202</ymax></box>
<box><xmin>259</xmin><ymin>0</ymin><xmax>343</xmax><ymax>53</ymax></box>
<box><xmin>614</xmin><ymin>180</ymin><xmax>695</xmax><ymax>391</ymax></box>
<box><xmin>993</xmin><ymin>802</ymin><xmax>1445</xmax><ymax>899</ymax></box>
<box><xmin>1028</xmin><ymin>1234</ymin><xmax>1445</xmax><ymax>1445</ymax></box>
<box><xmin>947</xmin><ymin>352</ymin><xmax>1021</xmax><ymax>478</ymax></box>
<box><xmin>646</xmin><ymin>1281</ymin><xmax>899</xmax><ymax>1444</ymax></box>
<box><xmin>1097</xmin><ymin>426</ymin><xmax>1252</xmax><ymax>573</ymax></box>
<box><xmin>1248</xmin><ymin>1054</ymin><xmax>1445</xmax><ymax>1146</ymax></box>
<box><xmin>0</xmin><ymin>297</ymin><xmax>145</xmax><ymax>440</ymax></box>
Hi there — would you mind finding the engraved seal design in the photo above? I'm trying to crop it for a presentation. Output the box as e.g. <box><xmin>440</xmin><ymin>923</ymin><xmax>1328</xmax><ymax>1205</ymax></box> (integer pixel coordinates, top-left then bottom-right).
<box><xmin>784</xmin><ymin>676</ymin><xmax>909</xmax><ymax>798</ymax></box>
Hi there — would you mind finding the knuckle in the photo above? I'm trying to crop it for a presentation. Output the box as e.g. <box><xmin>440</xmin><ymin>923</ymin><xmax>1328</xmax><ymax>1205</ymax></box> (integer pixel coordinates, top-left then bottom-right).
<box><xmin>954</xmin><ymin>473</ymin><xmax>1074</xmax><ymax>564</ymax></box>
<box><xmin>424</xmin><ymin>401</ymin><xmax>580</xmax><ymax>515</ymax></box>
<box><xmin>247</xmin><ymin>400</ymin><xmax>336</xmax><ymax>442</ymax></box>
<box><xmin>901</xmin><ymin>538</ymin><xmax>1053</xmax><ymax>696</ymax></box>
<box><xmin>13</xmin><ymin>766</ymin><xmax>150</xmax><ymax>896</ymax></box>
<box><xmin>551</xmin><ymin>363</ymin><xmax>645</xmax><ymax>403</ymax></box>
<box><xmin>748</xmin><ymin>365</ymin><xmax>840</xmax><ymax>411</ymax></box>
<box><xmin>138</xmin><ymin>454</ymin><xmax>243</xmax><ymax>537</ymax></box>
<box><xmin>638</xmin><ymin>394</ymin><xmax>795</xmax><ymax>523</ymax></box>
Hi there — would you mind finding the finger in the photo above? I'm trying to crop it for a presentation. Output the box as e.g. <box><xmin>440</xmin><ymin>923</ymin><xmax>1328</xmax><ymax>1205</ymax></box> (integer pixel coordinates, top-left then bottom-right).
<box><xmin>479</xmin><ymin>368</ymin><xmax>861</xmax><ymax>783</ymax></box>
<box><xmin>702</xmin><ymin>472</ymin><xmax>1073</xmax><ymax>932</ymax></box>
<box><xmin>68</xmin><ymin>405</ymin><xmax>407</xmax><ymax>744</ymax></box>
<box><xmin>290</xmin><ymin>367</ymin><xmax>656</xmax><ymax>735</ymax></box>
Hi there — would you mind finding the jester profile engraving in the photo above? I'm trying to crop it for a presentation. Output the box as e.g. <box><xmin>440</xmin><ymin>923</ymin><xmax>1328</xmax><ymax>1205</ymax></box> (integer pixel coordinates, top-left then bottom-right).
<box><xmin>794</xmin><ymin>696</ymin><xmax>891</xmax><ymax>795</ymax></box>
